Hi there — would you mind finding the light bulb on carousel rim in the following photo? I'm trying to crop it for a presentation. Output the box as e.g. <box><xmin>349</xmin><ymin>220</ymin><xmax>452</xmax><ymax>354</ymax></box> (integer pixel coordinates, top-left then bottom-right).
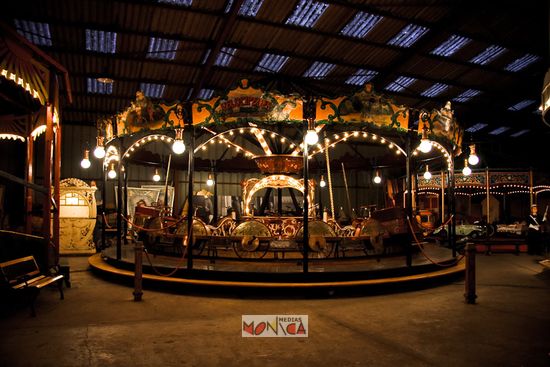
<box><xmin>462</xmin><ymin>159</ymin><xmax>472</xmax><ymax>176</ymax></box>
<box><xmin>93</xmin><ymin>136</ymin><xmax>106</xmax><ymax>159</ymax></box>
<box><xmin>418</xmin><ymin>125</ymin><xmax>432</xmax><ymax>153</ymax></box>
<box><xmin>108</xmin><ymin>162</ymin><xmax>117</xmax><ymax>179</ymax></box>
<box><xmin>206</xmin><ymin>173</ymin><xmax>214</xmax><ymax>186</ymax></box>
<box><xmin>467</xmin><ymin>144</ymin><xmax>479</xmax><ymax>165</ymax></box>
<box><xmin>304</xmin><ymin>118</ymin><xmax>318</xmax><ymax>146</ymax></box>
<box><xmin>172</xmin><ymin>128</ymin><xmax>185</xmax><ymax>154</ymax></box>
<box><xmin>373</xmin><ymin>170</ymin><xmax>382</xmax><ymax>184</ymax></box>
<box><xmin>423</xmin><ymin>165</ymin><xmax>432</xmax><ymax>180</ymax></box>
<box><xmin>80</xmin><ymin>150</ymin><xmax>91</xmax><ymax>169</ymax></box>
<box><xmin>319</xmin><ymin>174</ymin><xmax>326</xmax><ymax>188</ymax></box>
<box><xmin>153</xmin><ymin>168</ymin><xmax>161</xmax><ymax>182</ymax></box>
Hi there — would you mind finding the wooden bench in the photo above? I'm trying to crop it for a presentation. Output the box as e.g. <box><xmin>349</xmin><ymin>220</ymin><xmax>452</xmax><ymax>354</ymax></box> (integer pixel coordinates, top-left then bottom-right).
<box><xmin>0</xmin><ymin>256</ymin><xmax>64</xmax><ymax>316</ymax></box>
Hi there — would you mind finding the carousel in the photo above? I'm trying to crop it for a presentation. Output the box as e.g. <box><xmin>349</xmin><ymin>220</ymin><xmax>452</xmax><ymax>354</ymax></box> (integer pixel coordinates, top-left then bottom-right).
<box><xmin>88</xmin><ymin>79</ymin><xmax>468</xmax><ymax>287</ymax></box>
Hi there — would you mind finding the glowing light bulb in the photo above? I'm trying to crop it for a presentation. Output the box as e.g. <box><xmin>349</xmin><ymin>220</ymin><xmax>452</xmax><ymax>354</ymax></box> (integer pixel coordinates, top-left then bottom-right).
<box><xmin>418</xmin><ymin>139</ymin><xmax>432</xmax><ymax>153</ymax></box>
<box><xmin>305</xmin><ymin>130</ymin><xmax>319</xmax><ymax>145</ymax></box>
<box><xmin>462</xmin><ymin>165</ymin><xmax>471</xmax><ymax>176</ymax></box>
<box><xmin>468</xmin><ymin>144</ymin><xmax>479</xmax><ymax>165</ymax></box>
<box><xmin>373</xmin><ymin>171</ymin><xmax>382</xmax><ymax>184</ymax></box>
<box><xmin>153</xmin><ymin>169</ymin><xmax>161</xmax><ymax>182</ymax></box>
<box><xmin>80</xmin><ymin>150</ymin><xmax>91</xmax><ymax>169</ymax></box>
<box><xmin>423</xmin><ymin>168</ymin><xmax>432</xmax><ymax>180</ymax></box>
<box><xmin>108</xmin><ymin>165</ymin><xmax>117</xmax><ymax>179</ymax></box>
<box><xmin>93</xmin><ymin>146</ymin><xmax>105</xmax><ymax>159</ymax></box>
<box><xmin>206</xmin><ymin>174</ymin><xmax>214</xmax><ymax>186</ymax></box>
<box><xmin>319</xmin><ymin>175</ymin><xmax>326</xmax><ymax>188</ymax></box>
<box><xmin>172</xmin><ymin>139</ymin><xmax>185</xmax><ymax>154</ymax></box>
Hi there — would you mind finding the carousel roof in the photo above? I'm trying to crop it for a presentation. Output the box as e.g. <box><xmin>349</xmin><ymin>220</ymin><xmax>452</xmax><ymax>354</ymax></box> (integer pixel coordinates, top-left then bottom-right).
<box><xmin>2</xmin><ymin>0</ymin><xmax>548</xmax><ymax>166</ymax></box>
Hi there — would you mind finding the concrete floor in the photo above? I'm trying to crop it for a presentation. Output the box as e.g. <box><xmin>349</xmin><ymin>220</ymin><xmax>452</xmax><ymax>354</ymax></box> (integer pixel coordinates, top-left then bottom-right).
<box><xmin>1</xmin><ymin>254</ymin><xmax>549</xmax><ymax>367</ymax></box>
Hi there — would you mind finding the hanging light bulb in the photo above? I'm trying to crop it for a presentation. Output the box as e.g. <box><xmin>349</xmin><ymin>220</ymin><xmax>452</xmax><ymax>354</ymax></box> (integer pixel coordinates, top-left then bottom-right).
<box><xmin>80</xmin><ymin>150</ymin><xmax>91</xmax><ymax>169</ymax></box>
<box><xmin>462</xmin><ymin>159</ymin><xmax>471</xmax><ymax>176</ymax></box>
<box><xmin>468</xmin><ymin>144</ymin><xmax>479</xmax><ymax>165</ymax></box>
<box><xmin>108</xmin><ymin>162</ymin><xmax>117</xmax><ymax>179</ymax></box>
<box><xmin>304</xmin><ymin>119</ymin><xmax>318</xmax><ymax>145</ymax></box>
<box><xmin>418</xmin><ymin>125</ymin><xmax>432</xmax><ymax>153</ymax></box>
<box><xmin>373</xmin><ymin>170</ymin><xmax>382</xmax><ymax>184</ymax></box>
<box><xmin>423</xmin><ymin>165</ymin><xmax>432</xmax><ymax>180</ymax></box>
<box><xmin>320</xmin><ymin>175</ymin><xmax>326</xmax><ymax>188</ymax></box>
<box><xmin>93</xmin><ymin>136</ymin><xmax>106</xmax><ymax>159</ymax></box>
<box><xmin>172</xmin><ymin>128</ymin><xmax>185</xmax><ymax>154</ymax></box>
<box><xmin>206</xmin><ymin>173</ymin><xmax>214</xmax><ymax>186</ymax></box>
<box><xmin>153</xmin><ymin>168</ymin><xmax>161</xmax><ymax>182</ymax></box>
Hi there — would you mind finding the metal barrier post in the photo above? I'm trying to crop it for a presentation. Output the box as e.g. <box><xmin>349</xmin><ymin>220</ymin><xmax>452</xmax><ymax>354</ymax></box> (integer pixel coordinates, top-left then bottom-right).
<box><xmin>464</xmin><ymin>242</ymin><xmax>477</xmax><ymax>304</ymax></box>
<box><xmin>133</xmin><ymin>241</ymin><xmax>143</xmax><ymax>301</ymax></box>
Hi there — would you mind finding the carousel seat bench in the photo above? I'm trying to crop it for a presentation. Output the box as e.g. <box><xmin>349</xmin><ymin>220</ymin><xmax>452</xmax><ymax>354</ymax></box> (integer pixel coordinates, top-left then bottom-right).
<box><xmin>0</xmin><ymin>256</ymin><xmax>64</xmax><ymax>316</ymax></box>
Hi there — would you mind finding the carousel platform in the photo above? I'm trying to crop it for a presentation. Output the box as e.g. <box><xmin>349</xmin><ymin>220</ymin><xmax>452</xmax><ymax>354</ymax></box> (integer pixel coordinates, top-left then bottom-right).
<box><xmin>89</xmin><ymin>243</ymin><xmax>465</xmax><ymax>289</ymax></box>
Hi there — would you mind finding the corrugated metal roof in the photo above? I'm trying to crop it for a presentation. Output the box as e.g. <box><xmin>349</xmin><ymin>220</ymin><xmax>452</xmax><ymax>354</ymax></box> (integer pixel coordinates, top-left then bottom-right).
<box><xmin>2</xmin><ymin>0</ymin><xmax>545</xmax><ymax>140</ymax></box>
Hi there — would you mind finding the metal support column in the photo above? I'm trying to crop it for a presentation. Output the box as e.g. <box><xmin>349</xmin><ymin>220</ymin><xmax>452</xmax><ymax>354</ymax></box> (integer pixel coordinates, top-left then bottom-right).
<box><xmin>405</xmin><ymin>131</ymin><xmax>413</xmax><ymax>267</ymax></box>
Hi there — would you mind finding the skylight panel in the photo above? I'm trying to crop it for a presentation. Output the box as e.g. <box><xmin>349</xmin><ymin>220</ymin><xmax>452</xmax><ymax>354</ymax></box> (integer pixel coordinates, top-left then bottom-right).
<box><xmin>87</xmin><ymin>78</ymin><xmax>113</xmax><ymax>94</ymax></box>
<box><xmin>14</xmin><ymin>19</ymin><xmax>52</xmax><ymax>46</ymax></box>
<box><xmin>215</xmin><ymin>47</ymin><xmax>236</xmax><ymax>67</ymax></box>
<box><xmin>345</xmin><ymin>69</ymin><xmax>378</xmax><ymax>86</ymax></box>
<box><xmin>285</xmin><ymin>0</ymin><xmax>329</xmax><ymax>28</ymax></box>
<box><xmin>452</xmin><ymin>89</ymin><xmax>481</xmax><ymax>103</ymax></box>
<box><xmin>85</xmin><ymin>29</ymin><xmax>117</xmax><ymax>53</ymax></box>
<box><xmin>147</xmin><ymin>37</ymin><xmax>179</xmax><ymax>60</ymax></box>
<box><xmin>387</xmin><ymin>24</ymin><xmax>429</xmax><ymax>48</ymax></box>
<box><xmin>505</xmin><ymin>54</ymin><xmax>541</xmax><ymax>72</ymax></box>
<box><xmin>420</xmin><ymin>83</ymin><xmax>448</xmax><ymax>98</ymax></box>
<box><xmin>158</xmin><ymin>0</ymin><xmax>192</xmax><ymax>6</ymax></box>
<box><xmin>197</xmin><ymin>89</ymin><xmax>215</xmax><ymax>100</ymax></box>
<box><xmin>201</xmin><ymin>49</ymin><xmax>212</xmax><ymax>64</ymax></box>
<box><xmin>255</xmin><ymin>53</ymin><xmax>289</xmax><ymax>73</ymax></box>
<box><xmin>510</xmin><ymin>129</ymin><xmax>530</xmax><ymax>138</ymax></box>
<box><xmin>385</xmin><ymin>76</ymin><xmax>416</xmax><ymax>92</ymax></box>
<box><xmin>140</xmin><ymin>83</ymin><xmax>166</xmax><ymax>98</ymax></box>
<box><xmin>488</xmin><ymin>126</ymin><xmax>510</xmax><ymax>136</ymax></box>
<box><xmin>508</xmin><ymin>99</ymin><xmax>536</xmax><ymax>111</ymax></box>
<box><xmin>303</xmin><ymin>61</ymin><xmax>335</xmax><ymax>79</ymax></box>
<box><xmin>238</xmin><ymin>0</ymin><xmax>265</xmax><ymax>17</ymax></box>
<box><xmin>340</xmin><ymin>12</ymin><xmax>382</xmax><ymax>38</ymax></box>
<box><xmin>431</xmin><ymin>34</ymin><xmax>470</xmax><ymax>57</ymax></box>
<box><xmin>465</xmin><ymin>123</ymin><xmax>488</xmax><ymax>133</ymax></box>
<box><xmin>469</xmin><ymin>45</ymin><xmax>506</xmax><ymax>65</ymax></box>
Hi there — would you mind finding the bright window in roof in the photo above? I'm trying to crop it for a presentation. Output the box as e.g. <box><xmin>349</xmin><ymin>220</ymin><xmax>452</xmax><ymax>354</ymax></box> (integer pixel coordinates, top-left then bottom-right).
<box><xmin>340</xmin><ymin>12</ymin><xmax>382</xmax><ymax>38</ymax></box>
<box><xmin>303</xmin><ymin>61</ymin><xmax>335</xmax><ymax>78</ymax></box>
<box><xmin>140</xmin><ymin>83</ymin><xmax>166</xmax><ymax>98</ymax></box>
<box><xmin>87</xmin><ymin>78</ymin><xmax>113</xmax><ymax>95</ymax></box>
<box><xmin>508</xmin><ymin>99</ymin><xmax>536</xmax><ymax>111</ymax></box>
<box><xmin>238</xmin><ymin>0</ymin><xmax>265</xmax><ymax>17</ymax></box>
<box><xmin>510</xmin><ymin>129</ymin><xmax>529</xmax><ymax>137</ymax></box>
<box><xmin>14</xmin><ymin>19</ymin><xmax>52</xmax><ymax>46</ymax></box>
<box><xmin>346</xmin><ymin>69</ymin><xmax>378</xmax><ymax>86</ymax></box>
<box><xmin>431</xmin><ymin>34</ymin><xmax>470</xmax><ymax>57</ymax></box>
<box><xmin>385</xmin><ymin>76</ymin><xmax>416</xmax><ymax>92</ymax></box>
<box><xmin>505</xmin><ymin>54</ymin><xmax>541</xmax><ymax>72</ymax></box>
<box><xmin>488</xmin><ymin>126</ymin><xmax>510</xmax><ymax>135</ymax></box>
<box><xmin>201</xmin><ymin>49</ymin><xmax>212</xmax><ymax>64</ymax></box>
<box><xmin>214</xmin><ymin>47</ymin><xmax>236</xmax><ymax>67</ymax></box>
<box><xmin>387</xmin><ymin>24</ymin><xmax>429</xmax><ymax>48</ymax></box>
<box><xmin>469</xmin><ymin>45</ymin><xmax>506</xmax><ymax>65</ymax></box>
<box><xmin>285</xmin><ymin>0</ymin><xmax>329</xmax><ymax>28</ymax></box>
<box><xmin>147</xmin><ymin>37</ymin><xmax>179</xmax><ymax>60</ymax></box>
<box><xmin>453</xmin><ymin>89</ymin><xmax>481</xmax><ymax>103</ymax></box>
<box><xmin>158</xmin><ymin>0</ymin><xmax>192</xmax><ymax>6</ymax></box>
<box><xmin>465</xmin><ymin>123</ymin><xmax>488</xmax><ymax>133</ymax></box>
<box><xmin>255</xmin><ymin>53</ymin><xmax>289</xmax><ymax>73</ymax></box>
<box><xmin>197</xmin><ymin>89</ymin><xmax>215</xmax><ymax>100</ymax></box>
<box><xmin>421</xmin><ymin>83</ymin><xmax>448</xmax><ymax>98</ymax></box>
<box><xmin>85</xmin><ymin>29</ymin><xmax>117</xmax><ymax>53</ymax></box>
